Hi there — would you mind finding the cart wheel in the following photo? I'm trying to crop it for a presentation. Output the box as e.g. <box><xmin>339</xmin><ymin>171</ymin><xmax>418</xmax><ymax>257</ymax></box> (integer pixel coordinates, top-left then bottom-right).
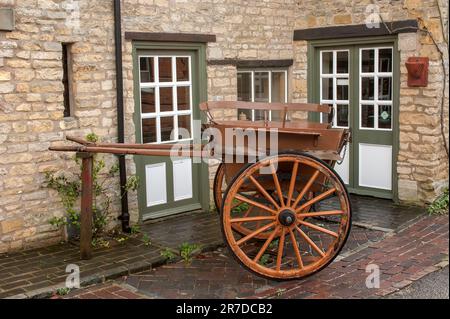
<box><xmin>221</xmin><ymin>152</ymin><xmax>351</xmax><ymax>280</ymax></box>
<box><xmin>213</xmin><ymin>163</ymin><xmax>226</xmax><ymax>213</ymax></box>
<box><xmin>214</xmin><ymin>163</ymin><xmax>274</xmax><ymax>240</ymax></box>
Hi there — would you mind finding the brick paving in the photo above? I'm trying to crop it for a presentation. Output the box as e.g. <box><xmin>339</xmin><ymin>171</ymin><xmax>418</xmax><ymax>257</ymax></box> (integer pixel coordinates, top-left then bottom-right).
<box><xmin>0</xmin><ymin>195</ymin><xmax>430</xmax><ymax>299</ymax></box>
<box><xmin>61</xmin><ymin>214</ymin><xmax>448</xmax><ymax>299</ymax></box>
<box><xmin>0</xmin><ymin>211</ymin><xmax>222</xmax><ymax>299</ymax></box>
<box><xmin>53</xmin><ymin>282</ymin><xmax>146</xmax><ymax>299</ymax></box>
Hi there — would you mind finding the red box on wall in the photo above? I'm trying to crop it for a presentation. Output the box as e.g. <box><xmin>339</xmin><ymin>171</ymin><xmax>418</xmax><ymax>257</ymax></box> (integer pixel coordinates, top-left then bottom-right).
<box><xmin>405</xmin><ymin>57</ymin><xmax>429</xmax><ymax>87</ymax></box>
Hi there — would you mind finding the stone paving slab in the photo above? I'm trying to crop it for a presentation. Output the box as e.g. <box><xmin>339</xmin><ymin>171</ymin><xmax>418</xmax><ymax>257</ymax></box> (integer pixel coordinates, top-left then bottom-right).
<box><xmin>320</xmin><ymin>195</ymin><xmax>424</xmax><ymax>231</ymax></box>
<box><xmin>60</xmin><ymin>215</ymin><xmax>448</xmax><ymax>299</ymax></box>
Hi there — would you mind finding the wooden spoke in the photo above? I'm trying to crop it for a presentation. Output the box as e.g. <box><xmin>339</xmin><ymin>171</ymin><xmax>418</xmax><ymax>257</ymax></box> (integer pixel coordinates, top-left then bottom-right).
<box><xmin>236</xmin><ymin>222</ymin><xmax>277</xmax><ymax>246</ymax></box>
<box><xmin>287</xmin><ymin>161</ymin><xmax>299</xmax><ymax>204</ymax></box>
<box><xmin>276</xmin><ymin>228</ymin><xmax>286</xmax><ymax>271</ymax></box>
<box><xmin>288</xmin><ymin>228</ymin><xmax>304</xmax><ymax>269</ymax></box>
<box><xmin>295</xmin><ymin>226</ymin><xmax>326</xmax><ymax>257</ymax></box>
<box><xmin>230</xmin><ymin>216</ymin><xmax>276</xmax><ymax>223</ymax></box>
<box><xmin>297</xmin><ymin>220</ymin><xmax>339</xmax><ymax>238</ymax></box>
<box><xmin>295</xmin><ymin>188</ymin><xmax>336</xmax><ymax>213</ymax></box>
<box><xmin>297</xmin><ymin>210</ymin><xmax>345</xmax><ymax>218</ymax></box>
<box><xmin>240</xmin><ymin>205</ymin><xmax>254</xmax><ymax>218</ymax></box>
<box><xmin>234</xmin><ymin>194</ymin><xmax>278</xmax><ymax>215</ymax></box>
<box><xmin>248</xmin><ymin>175</ymin><xmax>280</xmax><ymax>210</ymax></box>
<box><xmin>292</xmin><ymin>170</ymin><xmax>320</xmax><ymax>209</ymax></box>
<box><xmin>270</xmin><ymin>165</ymin><xmax>285</xmax><ymax>207</ymax></box>
<box><xmin>253</xmin><ymin>226</ymin><xmax>280</xmax><ymax>263</ymax></box>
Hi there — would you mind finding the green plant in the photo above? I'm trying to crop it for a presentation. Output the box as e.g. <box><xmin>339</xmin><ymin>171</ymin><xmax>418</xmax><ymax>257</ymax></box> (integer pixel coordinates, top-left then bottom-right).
<box><xmin>179</xmin><ymin>242</ymin><xmax>200</xmax><ymax>264</ymax></box>
<box><xmin>115</xmin><ymin>236</ymin><xmax>127</xmax><ymax>244</ymax></box>
<box><xmin>130</xmin><ymin>225</ymin><xmax>140</xmax><ymax>235</ymax></box>
<box><xmin>231</xmin><ymin>200</ymin><xmax>249</xmax><ymax>213</ymax></box>
<box><xmin>259</xmin><ymin>254</ymin><xmax>270</xmax><ymax>266</ymax></box>
<box><xmin>161</xmin><ymin>248</ymin><xmax>176</xmax><ymax>261</ymax></box>
<box><xmin>44</xmin><ymin>133</ymin><xmax>140</xmax><ymax>238</ymax></box>
<box><xmin>142</xmin><ymin>233</ymin><xmax>151</xmax><ymax>246</ymax></box>
<box><xmin>276</xmin><ymin>288</ymin><xmax>286</xmax><ymax>297</ymax></box>
<box><xmin>428</xmin><ymin>187</ymin><xmax>449</xmax><ymax>215</ymax></box>
<box><xmin>268</xmin><ymin>239</ymin><xmax>279</xmax><ymax>250</ymax></box>
<box><xmin>92</xmin><ymin>237</ymin><xmax>110</xmax><ymax>248</ymax></box>
<box><xmin>56</xmin><ymin>287</ymin><xmax>71</xmax><ymax>296</ymax></box>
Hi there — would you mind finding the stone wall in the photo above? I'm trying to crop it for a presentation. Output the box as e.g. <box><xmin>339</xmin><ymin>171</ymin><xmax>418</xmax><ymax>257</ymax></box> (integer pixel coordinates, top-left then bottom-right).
<box><xmin>292</xmin><ymin>0</ymin><xmax>449</xmax><ymax>204</ymax></box>
<box><xmin>0</xmin><ymin>0</ymin><xmax>139</xmax><ymax>253</ymax></box>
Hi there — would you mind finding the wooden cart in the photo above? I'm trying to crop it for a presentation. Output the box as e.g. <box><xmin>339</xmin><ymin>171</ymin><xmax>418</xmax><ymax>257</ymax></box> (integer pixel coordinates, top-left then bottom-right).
<box><xmin>50</xmin><ymin>101</ymin><xmax>351</xmax><ymax>281</ymax></box>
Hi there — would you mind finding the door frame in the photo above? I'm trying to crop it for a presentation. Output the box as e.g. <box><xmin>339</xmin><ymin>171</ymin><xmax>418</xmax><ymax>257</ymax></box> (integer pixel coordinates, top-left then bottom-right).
<box><xmin>131</xmin><ymin>41</ymin><xmax>210</xmax><ymax>221</ymax></box>
<box><xmin>306</xmin><ymin>36</ymin><xmax>400</xmax><ymax>201</ymax></box>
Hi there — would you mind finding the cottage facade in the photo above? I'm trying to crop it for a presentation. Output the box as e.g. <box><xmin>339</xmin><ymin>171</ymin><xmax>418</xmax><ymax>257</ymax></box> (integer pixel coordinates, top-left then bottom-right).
<box><xmin>0</xmin><ymin>0</ymin><xmax>448</xmax><ymax>253</ymax></box>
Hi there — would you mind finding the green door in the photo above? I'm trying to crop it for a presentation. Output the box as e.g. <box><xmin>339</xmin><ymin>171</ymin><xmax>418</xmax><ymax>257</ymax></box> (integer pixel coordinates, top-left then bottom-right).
<box><xmin>311</xmin><ymin>40</ymin><xmax>398</xmax><ymax>199</ymax></box>
<box><xmin>133</xmin><ymin>47</ymin><xmax>209</xmax><ymax>220</ymax></box>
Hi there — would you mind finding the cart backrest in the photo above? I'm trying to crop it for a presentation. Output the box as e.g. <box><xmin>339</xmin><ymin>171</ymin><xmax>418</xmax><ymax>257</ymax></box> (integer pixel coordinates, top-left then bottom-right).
<box><xmin>199</xmin><ymin>101</ymin><xmax>331</xmax><ymax>114</ymax></box>
<box><xmin>199</xmin><ymin>101</ymin><xmax>333</xmax><ymax>125</ymax></box>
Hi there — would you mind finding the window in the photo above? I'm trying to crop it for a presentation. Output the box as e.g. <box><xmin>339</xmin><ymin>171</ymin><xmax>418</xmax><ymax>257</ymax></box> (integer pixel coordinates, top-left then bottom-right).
<box><xmin>237</xmin><ymin>70</ymin><xmax>288</xmax><ymax>121</ymax></box>
<box><xmin>139</xmin><ymin>56</ymin><xmax>193</xmax><ymax>144</ymax></box>
<box><xmin>62</xmin><ymin>43</ymin><xmax>74</xmax><ymax>118</ymax></box>
<box><xmin>320</xmin><ymin>50</ymin><xmax>350</xmax><ymax>128</ymax></box>
<box><xmin>359</xmin><ymin>47</ymin><xmax>393</xmax><ymax>130</ymax></box>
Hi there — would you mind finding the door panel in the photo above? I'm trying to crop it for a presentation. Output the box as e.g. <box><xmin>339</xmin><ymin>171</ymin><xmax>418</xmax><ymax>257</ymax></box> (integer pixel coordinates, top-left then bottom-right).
<box><xmin>314</xmin><ymin>43</ymin><xmax>396</xmax><ymax>198</ymax></box>
<box><xmin>134</xmin><ymin>49</ymin><xmax>205</xmax><ymax>220</ymax></box>
<box><xmin>353</xmin><ymin>46</ymin><xmax>394</xmax><ymax>197</ymax></box>
<box><xmin>318</xmin><ymin>48</ymin><xmax>352</xmax><ymax>185</ymax></box>
<box><xmin>358</xmin><ymin>143</ymin><xmax>392</xmax><ymax>190</ymax></box>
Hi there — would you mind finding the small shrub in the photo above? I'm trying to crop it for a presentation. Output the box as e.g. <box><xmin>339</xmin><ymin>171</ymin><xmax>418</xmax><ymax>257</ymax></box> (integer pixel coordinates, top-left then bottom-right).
<box><xmin>428</xmin><ymin>187</ymin><xmax>449</xmax><ymax>215</ymax></box>
<box><xmin>179</xmin><ymin>242</ymin><xmax>200</xmax><ymax>264</ymax></box>
<box><xmin>44</xmin><ymin>133</ymin><xmax>140</xmax><ymax>239</ymax></box>
<box><xmin>161</xmin><ymin>248</ymin><xmax>176</xmax><ymax>261</ymax></box>
<box><xmin>142</xmin><ymin>233</ymin><xmax>151</xmax><ymax>246</ymax></box>
<box><xmin>130</xmin><ymin>225</ymin><xmax>140</xmax><ymax>235</ymax></box>
<box><xmin>56</xmin><ymin>287</ymin><xmax>71</xmax><ymax>296</ymax></box>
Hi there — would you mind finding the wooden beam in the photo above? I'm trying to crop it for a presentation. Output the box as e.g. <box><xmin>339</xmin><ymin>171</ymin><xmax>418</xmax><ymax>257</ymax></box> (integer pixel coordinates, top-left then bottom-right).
<box><xmin>293</xmin><ymin>19</ymin><xmax>418</xmax><ymax>41</ymax></box>
<box><xmin>124</xmin><ymin>32</ymin><xmax>216</xmax><ymax>43</ymax></box>
<box><xmin>207</xmin><ymin>59</ymin><xmax>294</xmax><ymax>68</ymax></box>
<box><xmin>78</xmin><ymin>152</ymin><xmax>94</xmax><ymax>260</ymax></box>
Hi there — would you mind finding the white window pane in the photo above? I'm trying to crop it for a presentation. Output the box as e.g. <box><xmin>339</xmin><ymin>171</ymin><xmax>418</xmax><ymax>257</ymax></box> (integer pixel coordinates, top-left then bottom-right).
<box><xmin>159</xmin><ymin>57</ymin><xmax>172</xmax><ymax>82</ymax></box>
<box><xmin>322</xmin><ymin>52</ymin><xmax>333</xmax><ymax>74</ymax></box>
<box><xmin>378</xmin><ymin>105</ymin><xmax>392</xmax><ymax>129</ymax></box>
<box><xmin>140</xmin><ymin>57</ymin><xmax>154</xmax><ymax>83</ymax></box>
<box><xmin>336</xmin><ymin>51</ymin><xmax>349</xmax><ymax>74</ymax></box>
<box><xmin>361</xmin><ymin>49</ymin><xmax>375</xmax><ymax>73</ymax></box>
<box><xmin>254</xmin><ymin>72</ymin><xmax>269</xmax><ymax>102</ymax></box>
<box><xmin>378</xmin><ymin>49</ymin><xmax>392</xmax><ymax>73</ymax></box>
<box><xmin>271</xmin><ymin>72</ymin><xmax>286</xmax><ymax>103</ymax></box>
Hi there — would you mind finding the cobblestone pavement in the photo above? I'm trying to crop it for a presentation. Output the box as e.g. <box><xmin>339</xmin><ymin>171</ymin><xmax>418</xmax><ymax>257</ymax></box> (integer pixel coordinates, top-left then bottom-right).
<box><xmin>59</xmin><ymin>215</ymin><xmax>448</xmax><ymax>299</ymax></box>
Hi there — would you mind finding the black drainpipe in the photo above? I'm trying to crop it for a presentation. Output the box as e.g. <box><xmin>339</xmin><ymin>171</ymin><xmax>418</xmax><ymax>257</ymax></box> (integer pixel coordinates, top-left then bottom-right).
<box><xmin>113</xmin><ymin>0</ymin><xmax>131</xmax><ymax>233</ymax></box>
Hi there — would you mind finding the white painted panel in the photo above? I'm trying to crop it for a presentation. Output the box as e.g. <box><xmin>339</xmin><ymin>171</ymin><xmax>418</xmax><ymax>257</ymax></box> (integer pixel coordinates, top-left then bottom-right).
<box><xmin>334</xmin><ymin>147</ymin><xmax>350</xmax><ymax>185</ymax></box>
<box><xmin>359</xmin><ymin>143</ymin><xmax>392</xmax><ymax>190</ymax></box>
<box><xmin>173</xmin><ymin>158</ymin><xmax>193</xmax><ymax>201</ymax></box>
<box><xmin>145</xmin><ymin>163</ymin><xmax>167</xmax><ymax>207</ymax></box>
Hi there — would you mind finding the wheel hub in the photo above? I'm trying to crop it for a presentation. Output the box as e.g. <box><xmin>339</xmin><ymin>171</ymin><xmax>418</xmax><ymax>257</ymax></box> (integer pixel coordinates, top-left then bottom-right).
<box><xmin>278</xmin><ymin>209</ymin><xmax>296</xmax><ymax>227</ymax></box>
